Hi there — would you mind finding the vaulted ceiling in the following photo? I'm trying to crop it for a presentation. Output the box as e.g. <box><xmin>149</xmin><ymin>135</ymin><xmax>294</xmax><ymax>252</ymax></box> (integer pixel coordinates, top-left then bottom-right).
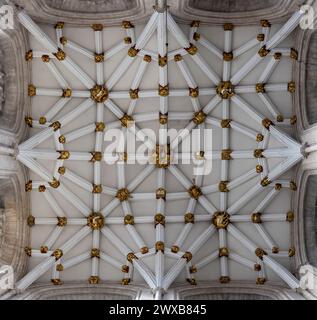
<box><xmin>0</xmin><ymin>0</ymin><xmax>317</xmax><ymax>301</ymax></box>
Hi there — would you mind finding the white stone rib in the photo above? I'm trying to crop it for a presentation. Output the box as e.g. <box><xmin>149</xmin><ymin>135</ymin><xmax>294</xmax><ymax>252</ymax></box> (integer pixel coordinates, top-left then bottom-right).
<box><xmin>16</xmin><ymin>226</ymin><xmax>91</xmax><ymax>290</ymax></box>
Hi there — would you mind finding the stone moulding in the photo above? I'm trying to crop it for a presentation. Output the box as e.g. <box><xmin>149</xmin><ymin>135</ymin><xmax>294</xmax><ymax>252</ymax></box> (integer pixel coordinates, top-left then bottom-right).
<box><xmin>176</xmin><ymin>0</ymin><xmax>304</xmax><ymax>25</ymax></box>
<box><xmin>294</xmin><ymin>7</ymin><xmax>317</xmax><ymax>135</ymax></box>
<box><xmin>293</xmin><ymin>168</ymin><xmax>317</xmax><ymax>273</ymax></box>
<box><xmin>0</xmin><ymin>23</ymin><xmax>29</xmax><ymax>143</ymax></box>
<box><xmin>0</xmin><ymin>159</ymin><xmax>30</xmax><ymax>281</ymax></box>
<box><xmin>173</xmin><ymin>281</ymin><xmax>305</xmax><ymax>300</ymax></box>
<box><xmin>10</xmin><ymin>282</ymin><xmax>145</xmax><ymax>300</ymax></box>
<box><xmin>17</xmin><ymin>0</ymin><xmax>150</xmax><ymax>26</ymax></box>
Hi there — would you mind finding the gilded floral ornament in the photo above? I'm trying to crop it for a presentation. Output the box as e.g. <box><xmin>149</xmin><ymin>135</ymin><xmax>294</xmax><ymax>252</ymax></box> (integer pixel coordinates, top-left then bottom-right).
<box><xmin>219</xmin><ymin>247</ymin><xmax>229</xmax><ymax>257</ymax></box>
<box><xmin>88</xmin><ymin>276</ymin><xmax>100</xmax><ymax>284</ymax></box>
<box><xmin>128</xmin><ymin>46</ymin><xmax>139</xmax><ymax>58</ymax></box>
<box><xmin>122</xmin><ymin>21</ymin><xmax>134</xmax><ymax>29</ymax></box>
<box><xmin>39</xmin><ymin>117</ymin><xmax>47</xmax><ymax>125</ymax></box>
<box><xmin>124</xmin><ymin>215</ymin><xmax>135</xmax><ymax>226</ymax></box>
<box><xmin>95</xmin><ymin>53</ymin><xmax>104</xmax><ymax>63</ymax></box>
<box><xmin>116</xmin><ymin>188</ymin><xmax>131</xmax><ymax>202</ymax></box>
<box><xmin>184</xmin><ymin>213</ymin><xmax>195</xmax><ymax>224</ymax></box>
<box><xmin>193</xmin><ymin>110</ymin><xmax>206</xmax><ymax>125</ymax></box>
<box><xmin>187</xmin><ymin>278</ymin><xmax>197</xmax><ymax>285</ymax></box>
<box><xmin>256</xmin><ymin>134</ymin><xmax>264</xmax><ymax>142</ymax></box>
<box><xmin>221</xmin><ymin>119</ymin><xmax>231</xmax><ymax>129</ymax></box>
<box><xmin>185</xmin><ymin>43</ymin><xmax>198</xmax><ymax>55</ymax></box>
<box><xmin>91</xmin><ymin>248</ymin><xmax>100</xmax><ymax>258</ymax></box>
<box><xmin>251</xmin><ymin>213</ymin><xmax>262</xmax><ymax>224</ymax></box>
<box><xmin>25</xmin><ymin>247</ymin><xmax>32</xmax><ymax>257</ymax></box>
<box><xmin>90</xmin><ymin>84</ymin><xmax>109</xmax><ymax>103</ymax></box>
<box><xmin>159</xmin><ymin>84</ymin><xmax>169</xmax><ymax>97</ymax></box>
<box><xmin>52</xmin><ymin>249</ymin><xmax>63</xmax><ymax>260</ymax></box>
<box><xmin>216</xmin><ymin>81</ymin><xmax>235</xmax><ymax>99</ymax></box>
<box><xmin>191</xmin><ymin>21</ymin><xmax>200</xmax><ymax>28</ymax></box>
<box><xmin>51</xmin><ymin>279</ymin><xmax>63</xmax><ymax>285</ymax></box>
<box><xmin>122</xmin><ymin>278</ymin><xmax>130</xmax><ymax>285</ymax></box>
<box><xmin>256</xmin><ymin>277</ymin><xmax>266</xmax><ymax>285</ymax></box>
<box><xmin>290</xmin><ymin>48</ymin><xmax>298</xmax><ymax>60</ymax></box>
<box><xmin>154</xmin><ymin>214</ymin><xmax>165</xmax><ymax>227</ymax></box>
<box><xmin>254</xmin><ymin>149</ymin><xmax>264</xmax><ymax>159</ymax></box>
<box><xmin>262</xmin><ymin>118</ymin><xmax>274</xmax><ymax>130</ymax></box>
<box><xmin>159</xmin><ymin>113</ymin><xmax>168</xmax><ymax>125</ymax></box>
<box><xmin>222</xmin><ymin>149</ymin><xmax>232</xmax><ymax>161</ymax></box>
<box><xmin>219</xmin><ymin>276</ymin><xmax>230</xmax><ymax>284</ymax></box>
<box><xmin>224</xmin><ymin>23</ymin><xmax>234</xmax><ymax>31</ymax></box>
<box><xmin>288</xmin><ymin>247</ymin><xmax>296</xmax><ymax>257</ymax></box>
<box><xmin>286</xmin><ymin>211</ymin><xmax>295</xmax><ymax>222</ymax></box>
<box><xmin>95</xmin><ymin>122</ymin><xmax>105</xmax><ymax>132</ymax></box>
<box><xmin>171</xmin><ymin>245</ymin><xmax>180</xmax><ymax>253</ymax></box>
<box><xmin>182</xmin><ymin>252</ymin><xmax>193</xmax><ymax>262</ymax></box>
<box><xmin>174</xmin><ymin>54</ymin><xmax>183</xmax><ymax>62</ymax></box>
<box><xmin>92</xmin><ymin>184</ymin><xmax>103</xmax><ymax>194</ymax></box>
<box><xmin>255</xmin><ymin>248</ymin><xmax>267</xmax><ymax>259</ymax></box>
<box><xmin>58</xmin><ymin>151</ymin><xmax>70</xmax><ymax>160</ymax></box>
<box><xmin>60</xmin><ymin>36</ymin><xmax>67</xmax><ymax>45</ymax></box>
<box><xmin>25</xmin><ymin>116</ymin><xmax>33</xmax><ymax>127</ymax></box>
<box><xmin>41</xmin><ymin>55</ymin><xmax>50</xmax><ymax>63</ymax></box>
<box><xmin>156</xmin><ymin>188</ymin><xmax>166</xmax><ymax>200</ymax></box>
<box><xmin>261</xmin><ymin>177</ymin><xmax>271</xmax><ymax>187</ymax></box>
<box><xmin>127</xmin><ymin>252</ymin><xmax>138</xmax><ymax>263</ymax></box>
<box><xmin>258</xmin><ymin>45</ymin><xmax>270</xmax><ymax>57</ymax></box>
<box><xmin>25</xmin><ymin>180</ymin><xmax>32</xmax><ymax>192</ymax></box>
<box><xmin>90</xmin><ymin>152</ymin><xmax>102</xmax><ymax>162</ymax></box>
<box><xmin>212</xmin><ymin>212</ymin><xmax>230</xmax><ymax>229</ymax></box>
<box><xmin>49</xmin><ymin>179</ymin><xmax>60</xmax><ymax>189</ymax></box>
<box><xmin>58</xmin><ymin>135</ymin><xmax>66</xmax><ymax>144</ymax></box>
<box><xmin>54</xmin><ymin>49</ymin><xmax>66</xmax><ymax>61</ymax></box>
<box><xmin>290</xmin><ymin>180</ymin><xmax>297</xmax><ymax>191</ymax></box>
<box><xmin>190</xmin><ymin>266</ymin><xmax>197</xmax><ymax>274</ymax></box>
<box><xmin>120</xmin><ymin>114</ymin><xmax>134</xmax><ymax>128</ymax></box>
<box><xmin>219</xmin><ymin>181</ymin><xmax>229</xmax><ymax>193</ymax></box>
<box><xmin>189</xmin><ymin>87</ymin><xmax>199</xmax><ymax>98</ymax></box>
<box><xmin>38</xmin><ymin>185</ymin><xmax>46</xmax><ymax>192</ymax></box>
<box><xmin>257</xmin><ymin>34</ymin><xmax>265</xmax><ymax>42</ymax></box>
<box><xmin>28</xmin><ymin>84</ymin><xmax>36</xmax><ymax>97</ymax></box>
<box><xmin>256</xmin><ymin>165</ymin><xmax>263</xmax><ymax>173</ymax></box>
<box><xmin>91</xmin><ymin>24</ymin><xmax>103</xmax><ymax>31</ymax></box>
<box><xmin>143</xmin><ymin>55</ymin><xmax>152</xmax><ymax>63</ymax></box>
<box><xmin>27</xmin><ymin>216</ymin><xmax>35</xmax><ymax>227</ymax></box>
<box><xmin>57</xmin><ymin>217</ymin><xmax>67</xmax><ymax>227</ymax></box>
<box><xmin>188</xmin><ymin>185</ymin><xmax>202</xmax><ymax>200</ymax></box>
<box><xmin>62</xmin><ymin>88</ymin><xmax>72</xmax><ymax>98</ymax></box>
<box><xmin>40</xmin><ymin>246</ymin><xmax>48</xmax><ymax>254</ymax></box>
<box><xmin>223</xmin><ymin>52</ymin><xmax>233</xmax><ymax>61</ymax></box>
<box><xmin>124</xmin><ymin>37</ymin><xmax>132</xmax><ymax>45</ymax></box>
<box><xmin>122</xmin><ymin>265</ymin><xmax>129</xmax><ymax>273</ymax></box>
<box><xmin>87</xmin><ymin>213</ymin><xmax>105</xmax><ymax>230</ymax></box>
<box><xmin>58</xmin><ymin>166</ymin><xmax>66</xmax><ymax>175</ymax></box>
<box><xmin>50</xmin><ymin>121</ymin><xmax>61</xmax><ymax>131</ymax></box>
<box><xmin>193</xmin><ymin>32</ymin><xmax>200</xmax><ymax>41</ymax></box>
<box><xmin>25</xmin><ymin>50</ymin><xmax>33</xmax><ymax>61</ymax></box>
<box><xmin>155</xmin><ymin>241</ymin><xmax>165</xmax><ymax>253</ymax></box>
<box><xmin>129</xmin><ymin>88</ymin><xmax>139</xmax><ymax>100</ymax></box>
<box><xmin>158</xmin><ymin>54</ymin><xmax>167</xmax><ymax>67</ymax></box>
<box><xmin>255</xmin><ymin>83</ymin><xmax>265</xmax><ymax>93</ymax></box>
<box><xmin>54</xmin><ymin>22</ymin><xmax>64</xmax><ymax>29</ymax></box>
<box><xmin>288</xmin><ymin>82</ymin><xmax>296</xmax><ymax>93</ymax></box>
